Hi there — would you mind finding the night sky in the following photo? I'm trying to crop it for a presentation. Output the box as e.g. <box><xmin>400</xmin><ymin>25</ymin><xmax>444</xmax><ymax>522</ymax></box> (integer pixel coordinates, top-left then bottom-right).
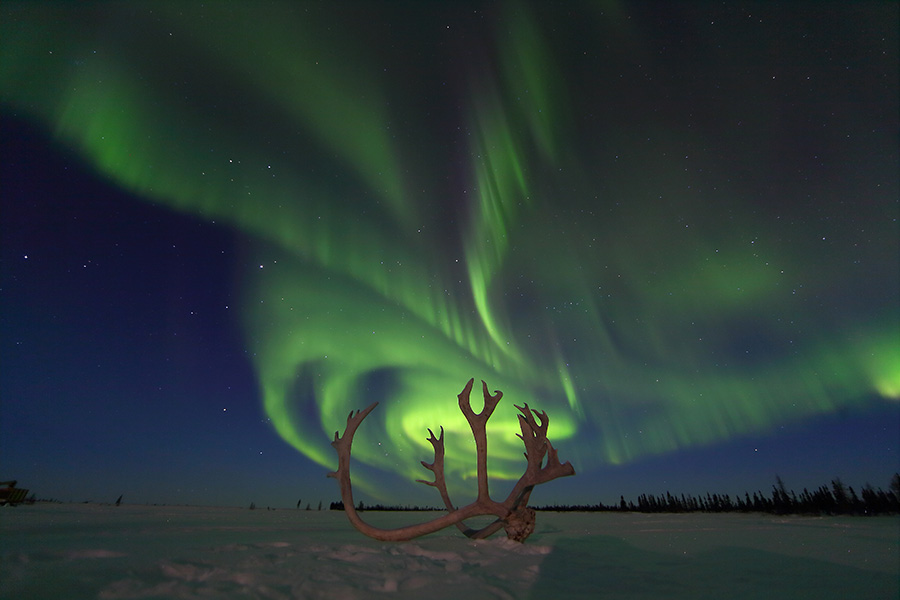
<box><xmin>2</xmin><ymin>2</ymin><xmax>898</xmax><ymax>509</ymax></box>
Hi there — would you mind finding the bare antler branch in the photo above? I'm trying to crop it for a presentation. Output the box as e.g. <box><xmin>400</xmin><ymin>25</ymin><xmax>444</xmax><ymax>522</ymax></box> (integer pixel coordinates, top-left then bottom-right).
<box><xmin>414</xmin><ymin>426</ymin><xmax>483</xmax><ymax>536</ymax></box>
<box><xmin>415</xmin><ymin>427</ymin><xmax>459</xmax><ymax>513</ymax></box>
<box><xmin>328</xmin><ymin>378</ymin><xmax>575</xmax><ymax>542</ymax></box>
<box><xmin>458</xmin><ymin>378</ymin><xmax>502</xmax><ymax>502</ymax></box>
<box><xmin>501</xmin><ymin>403</ymin><xmax>576</xmax><ymax>512</ymax></box>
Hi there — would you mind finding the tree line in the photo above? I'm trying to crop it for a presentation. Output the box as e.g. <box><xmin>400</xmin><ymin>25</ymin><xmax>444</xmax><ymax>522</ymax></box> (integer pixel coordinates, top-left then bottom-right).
<box><xmin>537</xmin><ymin>474</ymin><xmax>900</xmax><ymax>516</ymax></box>
<box><xmin>328</xmin><ymin>474</ymin><xmax>900</xmax><ymax>516</ymax></box>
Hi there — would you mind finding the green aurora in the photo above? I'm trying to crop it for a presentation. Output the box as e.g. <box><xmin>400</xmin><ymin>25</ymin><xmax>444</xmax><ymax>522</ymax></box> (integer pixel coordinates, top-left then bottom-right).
<box><xmin>2</xmin><ymin>2</ymin><xmax>897</xmax><ymax>498</ymax></box>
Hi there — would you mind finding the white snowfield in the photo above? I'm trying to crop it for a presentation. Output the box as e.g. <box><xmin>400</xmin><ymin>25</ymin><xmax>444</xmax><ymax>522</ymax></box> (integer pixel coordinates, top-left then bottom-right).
<box><xmin>1</xmin><ymin>503</ymin><xmax>896</xmax><ymax>599</ymax></box>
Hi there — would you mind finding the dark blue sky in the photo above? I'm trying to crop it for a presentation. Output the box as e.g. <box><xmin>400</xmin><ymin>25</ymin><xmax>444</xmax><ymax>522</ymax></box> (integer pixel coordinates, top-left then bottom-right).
<box><xmin>1</xmin><ymin>118</ymin><xmax>304</xmax><ymax>506</ymax></box>
<box><xmin>1</xmin><ymin>2</ymin><xmax>898</xmax><ymax>509</ymax></box>
<box><xmin>1</xmin><ymin>112</ymin><xmax>898</xmax><ymax>509</ymax></box>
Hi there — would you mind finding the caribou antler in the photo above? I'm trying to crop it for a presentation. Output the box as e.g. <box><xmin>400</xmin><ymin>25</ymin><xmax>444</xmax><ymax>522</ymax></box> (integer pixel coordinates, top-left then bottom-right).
<box><xmin>328</xmin><ymin>378</ymin><xmax>575</xmax><ymax>542</ymax></box>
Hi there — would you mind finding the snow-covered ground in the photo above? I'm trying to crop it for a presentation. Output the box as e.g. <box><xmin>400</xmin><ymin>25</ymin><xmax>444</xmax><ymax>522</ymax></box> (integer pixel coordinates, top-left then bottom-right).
<box><xmin>1</xmin><ymin>503</ymin><xmax>896</xmax><ymax>599</ymax></box>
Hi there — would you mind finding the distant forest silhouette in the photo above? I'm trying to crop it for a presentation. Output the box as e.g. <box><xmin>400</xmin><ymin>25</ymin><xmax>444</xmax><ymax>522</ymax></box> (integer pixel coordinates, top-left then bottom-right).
<box><xmin>330</xmin><ymin>474</ymin><xmax>900</xmax><ymax>516</ymax></box>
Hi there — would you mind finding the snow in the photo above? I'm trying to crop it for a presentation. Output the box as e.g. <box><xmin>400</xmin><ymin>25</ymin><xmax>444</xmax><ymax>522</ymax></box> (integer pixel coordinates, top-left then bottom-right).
<box><xmin>1</xmin><ymin>504</ymin><xmax>896</xmax><ymax>599</ymax></box>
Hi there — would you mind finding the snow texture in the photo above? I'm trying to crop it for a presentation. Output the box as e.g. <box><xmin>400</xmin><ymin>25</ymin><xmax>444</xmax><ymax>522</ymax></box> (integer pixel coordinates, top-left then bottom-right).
<box><xmin>1</xmin><ymin>504</ymin><xmax>896</xmax><ymax>599</ymax></box>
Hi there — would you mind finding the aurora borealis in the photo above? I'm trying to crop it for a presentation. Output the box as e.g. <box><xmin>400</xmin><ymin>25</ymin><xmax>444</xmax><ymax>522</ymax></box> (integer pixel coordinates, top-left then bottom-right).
<box><xmin>1</xmin><ymin>2</ymin><xmax>898</xmax><ymax>507</ymax></box>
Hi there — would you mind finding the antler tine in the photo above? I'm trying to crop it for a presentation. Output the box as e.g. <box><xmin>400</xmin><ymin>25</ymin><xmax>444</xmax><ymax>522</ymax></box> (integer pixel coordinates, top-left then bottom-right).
<box><xmin>532</xmin><ymin>407</ymin><xmax>548</xmax><ymax>433</ymax></box>
<box><xmin>481</xmin><ymin>379</ymin><xmax>503</xmax><ymax>415</ymax></box>
<box><xmin>456</xmin><ymin>377</ymin><xmax>477</xmax><ymax>421</ymax></box>
<box><xmin>332</xmin><ymin>403</ymin><xmax>379</xmax><ymax>446</ymax></box>
<box><xmin>328</xmin><ymin>402</ymin><xmax>379</xmax><ymax>480</ymax></box>
<box><xmin>415</xmin><ymin>427</ymin><xmax>444</xmax><ymax>487</ymax></box>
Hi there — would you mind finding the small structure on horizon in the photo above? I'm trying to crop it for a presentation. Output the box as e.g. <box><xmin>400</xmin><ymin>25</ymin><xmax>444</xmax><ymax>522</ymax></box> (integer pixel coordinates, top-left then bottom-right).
<box><xmin>0</xmin><ymin>480</ymin><xmax>31</xmax><ymax>506</ymax></box>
